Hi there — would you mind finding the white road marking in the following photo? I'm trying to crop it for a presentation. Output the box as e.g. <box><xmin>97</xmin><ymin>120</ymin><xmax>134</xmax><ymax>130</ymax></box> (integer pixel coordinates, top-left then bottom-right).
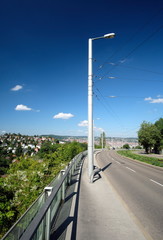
<box><xmin>150</xmin><ymin>179</ymin><xmax>163</xmax><ymax>187</ymax></box>
<box><xmin>126</xmin><ymin>167</ymin><xmax>136</xmax><ymax>173</ymax></box>
<box><xmin>115</xmin><ymin>160</ymin><xmax>121</xmax><ymax>164</ymax></box>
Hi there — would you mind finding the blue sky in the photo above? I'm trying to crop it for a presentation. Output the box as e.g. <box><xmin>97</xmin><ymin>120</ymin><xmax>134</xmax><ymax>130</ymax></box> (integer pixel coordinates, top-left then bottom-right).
<box><xmin>0</xmin><ymin>0</ymin><xmax>163</xmax><ymax>137</ymax></box>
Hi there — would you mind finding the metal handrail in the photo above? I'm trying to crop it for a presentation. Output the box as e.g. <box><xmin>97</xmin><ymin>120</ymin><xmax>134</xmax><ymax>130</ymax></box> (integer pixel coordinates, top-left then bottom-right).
<box><xmin>20</xmin><ymin>151</ymin><xmax>86</xmax><ymax>240</ymax></box>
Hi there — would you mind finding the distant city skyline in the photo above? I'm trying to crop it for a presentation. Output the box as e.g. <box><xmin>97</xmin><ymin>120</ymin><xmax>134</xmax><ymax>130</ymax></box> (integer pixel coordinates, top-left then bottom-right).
<box><xmin>0</xmin><ymin>0</ymin><xmax>163</xmax><ymax>137</ymax></box>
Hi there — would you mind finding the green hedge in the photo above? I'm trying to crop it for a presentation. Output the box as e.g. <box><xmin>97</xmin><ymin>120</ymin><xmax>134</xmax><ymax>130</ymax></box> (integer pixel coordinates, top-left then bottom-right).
<box><xmin>117</xmin><ymin>150</ymin><xmax>163</xmax><ymax>167</ymax></box>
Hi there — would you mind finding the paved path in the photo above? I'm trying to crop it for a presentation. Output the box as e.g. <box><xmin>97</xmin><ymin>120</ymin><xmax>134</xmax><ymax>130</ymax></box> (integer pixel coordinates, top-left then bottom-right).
<box><xmin>51</xmin><ymin>152</ymin><xmax>151</xmax><ymax>239</ymax></box>
<box><xmin>96</xmin><ymin>150</ymin><xmax>163</xmax><ymax>240</ymax></box>
<box><xmin>75</xmin><ymin>153</ymin><xmax>150</xmax><ymax>240</ymax></box>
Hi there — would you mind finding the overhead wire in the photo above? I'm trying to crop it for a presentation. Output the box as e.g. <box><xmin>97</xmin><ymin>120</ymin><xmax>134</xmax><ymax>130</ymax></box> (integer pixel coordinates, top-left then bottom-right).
<box><xmin>106</xmin><ymin>64</ymin><xmax>163</xmax><ymax>76</ymax></box>
<box><xmin>92</xmin><ymin>8</ymin><xmax>163</xmax><ymax>137</ymax></box>
<box><xmin>93</xmin><ymin>84</ymin><xmax>163</xmax><ymax>137</ymax></box>
<box><xmin>94</xmin><ymin>7</ymin><xmax>163</xmax><ymax>75</ymax></box>
<box><xmin>124</xmin><ymin>116</ymin><xmax>163</xmax><ymax>135</ymax></box>
<box><xmin>94</xmin><ymin>75</ymin><xmax>163</xmax><ymax>83</ymax></box>
<box><xmin>98</xmin><ymin>24</ymin><xmax>163</xmax><ymax>80</ymax></box>
<box><xmin>121</xmin><ymin>25</ymin><xmax>163</xmax><ymax>60</ymax></box>
<box><xmin>94</xmin><ymin>85</ymin><xmax>125</xmax><ymax>129</ymax></box>
<box><xmin>94</xmin><ymin>88</ymin><xmax>163</xmax><ymax>137</ymax></box>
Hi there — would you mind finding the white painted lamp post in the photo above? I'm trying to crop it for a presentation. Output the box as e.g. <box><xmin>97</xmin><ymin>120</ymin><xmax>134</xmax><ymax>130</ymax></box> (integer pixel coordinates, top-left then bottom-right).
<box><xmin>88</xmin><ymin>33</ymin><xmax>115</xmax><ymax>183</ymax></box>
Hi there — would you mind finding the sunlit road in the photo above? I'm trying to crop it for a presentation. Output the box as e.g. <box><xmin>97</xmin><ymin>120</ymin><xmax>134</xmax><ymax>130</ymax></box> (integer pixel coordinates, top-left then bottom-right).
<box><xmin>96</xmin><ymin>150</ymin><xmax>163</xmax><ymax>240</ymax></box>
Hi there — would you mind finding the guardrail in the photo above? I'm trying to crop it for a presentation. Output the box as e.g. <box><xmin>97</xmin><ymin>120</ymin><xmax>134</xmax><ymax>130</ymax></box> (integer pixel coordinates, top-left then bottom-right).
<box><xmin>2</xmin><ymin>151</ymin><xmax>87</xmax><ymax>240</ymax></box>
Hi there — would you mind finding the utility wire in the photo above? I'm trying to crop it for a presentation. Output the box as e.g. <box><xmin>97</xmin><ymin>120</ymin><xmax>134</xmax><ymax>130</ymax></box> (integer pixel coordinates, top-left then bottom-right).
<box><xmin>94</xmin><ymin>86</ymin><xmax>125</xmax><ymax>129</ymax></box>
<box><xmin>107</xmin><ymin>95</ymin><xmax>148</xmax><ymax>99</ymax></box>
<box><xmin>94</xmin><ymin>75</ymin><xmax>163</xmax><ymax>83</ymax></box>
<box><xmin>125</xmin><ymin>116</ymin><xmax>163</xmax><ymax>135</ymax></box>
<box><xmin>107</xmin><ymin>64</ymin><xmax>163</xmax><ymax>76</ymax></box>
<box><xmin>99</xmin><ymin>24</ymin><xmax>163</xmax><ymax>80</ymax></box>
<box><xmin>122</xmin><ymin>25</ymin><xmax>163</xmax><ymax>59</ymax></box>
<box><xmin>94</xmin><ymin>8</ymin><xmax>163</xmax><ymax>75</ymax></box>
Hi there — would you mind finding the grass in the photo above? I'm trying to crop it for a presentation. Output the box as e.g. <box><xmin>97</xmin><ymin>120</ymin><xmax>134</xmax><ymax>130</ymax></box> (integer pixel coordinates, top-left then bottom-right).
<box><xmin>117</xmin><ymin>150</ymin><xmax>163</xmax><ymax>167</ymax></box>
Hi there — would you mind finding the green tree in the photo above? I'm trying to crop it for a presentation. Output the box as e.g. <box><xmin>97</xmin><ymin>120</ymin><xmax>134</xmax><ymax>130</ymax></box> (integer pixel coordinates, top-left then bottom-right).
<box><xmin>0</xmin><ymin>140</ymin><xmax>87</xmax><ymax>237</ymax></box>
<box><xmin>154</xmin><ymin>118</ymin><xmax>163</xmax><ymax>153</ymax></box>
<box><xmin>138</xmin><ymin>121</ymin><xmax>161</xmax><ymax>153</ymax></box>
<box><xmin>15</xmin><ymin>144</ymin><xmax>23</xmax><ymax>157</ymax></box>
<box><xmin>0</xmin><ymin>184</ymin><xmax>18</xmax><ymax>237</ymax></box>
<box><xmin>123</xmin><ymin>144</ymin><xmax>130</xmax><ymax>149</ymax></box>
<box><xmin>38</xmin><ymin>141</ymin><xmax>59</xmax><ymax>158</ymax></box>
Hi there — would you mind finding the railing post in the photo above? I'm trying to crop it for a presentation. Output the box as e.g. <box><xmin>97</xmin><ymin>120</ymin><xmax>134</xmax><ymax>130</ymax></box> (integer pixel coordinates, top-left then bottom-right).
<box><xmin>44</xmin><ymin>187</ymin><xmax>53</xmax><ymax>199</ymax></box>
<box><xmin>72</xmin><ymin>159</ymin><xmax>75</xmax><ymax>174</ymax></box>
<box><xmin>61</xmin><ymin>170</ymin><xmax>65</xmax><ymax>201</ymax></box>
<box><xmin>68</xmin><ymin>169</ymin><xmax>71</xmax><ymax>185</ymax></box>
<box><xmin>44</xmin><ymin>187</ymin><xmax>53</xmax><ymax>240</ymax></box>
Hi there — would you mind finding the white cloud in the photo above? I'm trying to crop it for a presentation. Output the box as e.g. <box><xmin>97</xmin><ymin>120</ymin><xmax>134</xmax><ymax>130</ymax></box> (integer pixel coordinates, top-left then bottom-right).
<box><xmin>78</xmin><ymin>120</ymin><xmax>104</xmax><ymax>133</ymax></box>
<box><xmin>15</xmin><ymin>104</ymin><xmax>32</xmax><ymax>111</ymax></box>
<box><xmin>94</xmin><ymin>126</ymin><xmax>104</xmax><ymax>132</ymax></box>
<box><xmin>145</xmin><ymin>97</ymin><xmax>163</xmax><ymax>103</ymax></box>
<box><xmin>53</xmin><ymin>112</ymin><xmax>74</xmax><ymax>119</ymax></box>
<box><xmin>150</xmin><ymin>98</ymin><xmax>163</xmax><ymax>103</ymax></box>
<box><xmin>78</xmin><ymin>120</ymin><xmax>88</xmax><ymax>127</ymax></box>
<box><xmin>144</xmin><ymin>97</ymin><xmax>152</xmax><ymax>101</ymax></box>
<box><xmin>11</xmin><ymin>85</ymin><xmax>23</xmax><ymax>91</ymax></box>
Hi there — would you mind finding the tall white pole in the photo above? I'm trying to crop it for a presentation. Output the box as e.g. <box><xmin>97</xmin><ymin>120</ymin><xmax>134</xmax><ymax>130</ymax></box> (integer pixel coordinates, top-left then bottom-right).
<box><xmin>88</xmin><ymin>38</ymin><xmax>93</xmax><ymax>182</ymax></box>
<box><xmin>102</xmin><ymin>132</ymin><xmax>103</xmax><ymax>149</ymax></box>
<box><xmin>87</xmin><ymin>33</ymin><xmax>115</xmax><ymax>183</ymax></box>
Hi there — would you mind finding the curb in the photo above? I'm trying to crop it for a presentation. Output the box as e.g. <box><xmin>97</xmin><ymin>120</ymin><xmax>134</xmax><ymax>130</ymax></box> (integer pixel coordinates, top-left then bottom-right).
<box><xmin>115</xmin><ymin>150</ymin><xmax>163</xmax><ymax>171</ymax></box>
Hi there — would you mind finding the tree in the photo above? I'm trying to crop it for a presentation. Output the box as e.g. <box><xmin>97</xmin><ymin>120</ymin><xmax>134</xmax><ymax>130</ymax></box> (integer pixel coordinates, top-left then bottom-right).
<box><xmin>154</xmin><ymin>118</ymin><xmax>163</xmax><ymax>153</ymax></box>
<box><xmin>38</xmin><ymin>141</ymin><xmax>59</xmax><ymax>158</ymax></box>
<box><xmin>138</xmin><ymin>121</ymin><xmax>161</xmax><ymax>153</ymax></box>
<box><xmin>15</xmin><ymin>144</ymin><xmax>23</xmax><ymax>157</ymax></box>
<box><xmin>155</xmin><ymin>118</ymin><xmax>163</xmax><ymax>136</ymax></box>
<box><xmin>123</xmin><ymin>144</ymin><xmax>130</xmax><ymax>149</ymax></box>
<box><xmin>0</xmin><ymin>185</ymin><xmax>18</xmax><ymax>237</ymax></box>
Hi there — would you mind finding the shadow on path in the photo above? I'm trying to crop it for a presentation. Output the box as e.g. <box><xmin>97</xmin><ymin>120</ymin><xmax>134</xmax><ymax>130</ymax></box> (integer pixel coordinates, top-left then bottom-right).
<box><xmin>50</xmin><ymin>159</ymin><xmax>84</xmax><ymax>240</ymax></box>
<box><xmin>101</xmin><ymin>162</ymin><xmax>112</xmax><ymax>172</ymax></box>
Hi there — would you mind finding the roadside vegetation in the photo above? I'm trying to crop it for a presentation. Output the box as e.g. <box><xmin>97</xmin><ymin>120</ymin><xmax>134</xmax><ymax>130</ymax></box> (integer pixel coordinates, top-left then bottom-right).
<box><xmin>138</xmin><ymin>118</ymin><xmax>163</xmax><ymax>154</ymax></box>
<box><xmin>0</xmin><ymin>139</ymin><xmax>87</xmax><ymax>238</ymax></box>
<box><xmin>117</xmin><ymin>150</ymin><xmax>163</xmax><ymax>167</ymax></box>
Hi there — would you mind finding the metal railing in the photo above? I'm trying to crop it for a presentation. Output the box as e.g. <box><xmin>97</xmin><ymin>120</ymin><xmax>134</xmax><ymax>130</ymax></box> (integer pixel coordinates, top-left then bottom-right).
<box><xmin>2</xmin><ymin>151</ymin><xmax>87</xmax><ymax>240</ymax></box>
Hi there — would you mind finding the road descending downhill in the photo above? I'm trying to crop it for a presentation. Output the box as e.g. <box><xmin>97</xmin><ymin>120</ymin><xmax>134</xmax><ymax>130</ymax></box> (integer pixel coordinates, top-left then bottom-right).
<box><xmin>96</xmin><ymin>150</ymin><xmax>163</xmax><ymax>240</ymax></box>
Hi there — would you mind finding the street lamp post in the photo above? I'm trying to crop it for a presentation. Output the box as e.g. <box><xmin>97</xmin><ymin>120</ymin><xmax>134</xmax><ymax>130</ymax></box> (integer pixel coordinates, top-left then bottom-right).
<box><xmin>88</xmin><ymin>33</ymin><xmax>115</xmax><ymax>183</ymax></box>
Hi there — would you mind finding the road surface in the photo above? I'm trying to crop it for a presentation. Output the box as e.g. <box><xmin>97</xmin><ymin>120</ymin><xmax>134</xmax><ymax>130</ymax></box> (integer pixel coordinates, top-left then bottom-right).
<box><xmin>96</xmin><ymin>150</ymin><xmax>163</xmax><ymax>240</ymax></box>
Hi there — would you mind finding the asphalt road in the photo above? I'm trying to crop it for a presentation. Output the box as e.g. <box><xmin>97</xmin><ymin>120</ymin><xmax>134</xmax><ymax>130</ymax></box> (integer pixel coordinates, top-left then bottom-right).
<box><xmin>96</xmin><ymin>150</ymin><xmax>163</xmax><ymax>240</ymax></box>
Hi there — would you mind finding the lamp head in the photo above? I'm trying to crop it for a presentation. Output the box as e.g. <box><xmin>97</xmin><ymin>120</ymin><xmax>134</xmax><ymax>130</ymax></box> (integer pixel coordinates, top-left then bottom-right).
<box><xmin>104</xmin><ymin>33</ymin><xmax>115</xmax><ymax>39</ymax></box>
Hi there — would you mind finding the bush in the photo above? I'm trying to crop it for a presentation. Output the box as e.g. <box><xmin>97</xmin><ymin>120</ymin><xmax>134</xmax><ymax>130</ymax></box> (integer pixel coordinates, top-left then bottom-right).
<box><xmin>0</xmin><ymin>141</ymin><xmax>87</xmax><ymax>237</ymax></box>
<box><xmin>123</xmin><ymin>144</ymin><xmax>130</xmax><ymax>149</ymax></box>
<box><xmin>0</xmin><ymin>184</ymin><xmax>18</xmax><ymax>238</ymax></box>
<box><xmin>117</xmin><ymin>150</ymin><xmax>163</xmax><ymax>167</ymax></box>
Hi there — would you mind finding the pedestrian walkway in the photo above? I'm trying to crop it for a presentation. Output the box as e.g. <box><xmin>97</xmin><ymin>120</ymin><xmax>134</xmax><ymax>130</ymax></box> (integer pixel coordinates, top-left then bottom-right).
<box><xmin>51</xmin><ymin>152</ymin><xmax>151</xmax><ymax>240</ymax></box>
